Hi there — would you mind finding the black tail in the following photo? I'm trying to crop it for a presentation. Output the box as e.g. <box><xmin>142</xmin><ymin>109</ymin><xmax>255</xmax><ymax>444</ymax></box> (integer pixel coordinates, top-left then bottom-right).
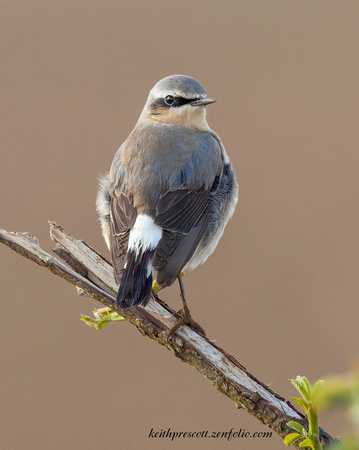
<box><xmin>116</xmin><ymin>250</ymin><xmax>154</xmax><ymax>308</ymax></box>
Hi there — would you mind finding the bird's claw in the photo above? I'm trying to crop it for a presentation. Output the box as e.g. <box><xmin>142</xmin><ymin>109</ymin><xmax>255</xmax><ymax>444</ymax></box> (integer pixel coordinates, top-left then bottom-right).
<box><xmin>167</xmin><ymin>308</ymin><xmax>206</xmax><ymax>339</ymax></box>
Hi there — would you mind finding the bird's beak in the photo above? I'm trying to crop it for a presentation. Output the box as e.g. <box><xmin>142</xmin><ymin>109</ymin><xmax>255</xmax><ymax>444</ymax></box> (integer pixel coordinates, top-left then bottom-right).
<box><xmin>190</xmin><ymin>98</ymin><xmax>217</xmax><ymax>107</ymax></box>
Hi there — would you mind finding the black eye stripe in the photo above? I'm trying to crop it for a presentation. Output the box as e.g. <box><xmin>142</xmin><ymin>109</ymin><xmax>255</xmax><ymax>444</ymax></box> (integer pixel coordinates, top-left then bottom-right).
<box><xmin>174</xmin><ymin>97</ymin><xmax>199</xmax><ymax>107</ymax></box>
<box><xmin>149</xmin><ymin>96</ymin><xmax>201</xmax><ymax>111</ymax></box>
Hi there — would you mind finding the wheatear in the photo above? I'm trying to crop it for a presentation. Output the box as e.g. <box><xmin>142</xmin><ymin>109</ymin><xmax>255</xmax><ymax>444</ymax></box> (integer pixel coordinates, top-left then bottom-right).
<box><xmin>97</xmin><ymin>75</ymin><xmax>238</xmax><ymax>328</ymax></box>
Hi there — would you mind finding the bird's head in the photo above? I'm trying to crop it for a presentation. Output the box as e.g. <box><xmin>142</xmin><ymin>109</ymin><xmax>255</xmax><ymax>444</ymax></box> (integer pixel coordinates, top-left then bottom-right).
<box><xmin>139</xmin><ymin>75</ymin><xmax>216</xmax><ymax>130</ymax></box>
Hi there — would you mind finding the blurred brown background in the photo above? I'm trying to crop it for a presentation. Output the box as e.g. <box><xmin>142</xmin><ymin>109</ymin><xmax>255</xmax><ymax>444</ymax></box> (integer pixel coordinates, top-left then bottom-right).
<box><xmin>1</xmin><ymin>1</ymin><xmax>358</xmax><ymax>449</ymax></box>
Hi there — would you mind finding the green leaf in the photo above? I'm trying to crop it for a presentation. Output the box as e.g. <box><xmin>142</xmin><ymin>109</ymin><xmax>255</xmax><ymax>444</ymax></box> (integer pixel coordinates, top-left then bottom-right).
<box><xmin>291</xmin><ymin>396</ymin><xmax>308</xmax><ymax>412</ymax></box>
<box><xmin>302</xmin><ymin>376</ymin><xmax>313</xmax><ymax>399</ymax></box>
<box><xmin>312</xmin><ymin>380</ymin><xmax>325</xmax><ymax>402</ymax></box>
<box><xmin>153</xmin><ymin>272</ymin><xmax>184</xmax><ymax>293</ymax></box>
<box><xmin>284</xmin><ymin>433</ymin><xmax>304</xmax><ymax>446</ymax></box>
<box><xmin>287</xmin><ymin>421</ymin><xmax>305</xmax><ymax>434</ymax></box>
<box><xmin>80</xmin><ymin>308</ymin><xmax>126</xmax><ymax>330</ymax></box>
<box><xmin>95</xmin><ymin>319</ymin><xmax>111</xmax><ymax>329</ymax></box>
<box><xmin>299</xmin><ymin>437</ymin><xmax>314</xmax><ymax>448</ymax></box>
<box><xmin>291</xmin><ymin>376</ymin><xmax>312</xmax><ymax>402</ymax></box>
<box><xmin>152</xmin><ymin>279</ymin><xmax>161</xmax><ymax>293</ymax></box>
<box><xmin>80</xmin><ymin>314</ymin><xmax>98</xmax><ymax>327</ymax></box>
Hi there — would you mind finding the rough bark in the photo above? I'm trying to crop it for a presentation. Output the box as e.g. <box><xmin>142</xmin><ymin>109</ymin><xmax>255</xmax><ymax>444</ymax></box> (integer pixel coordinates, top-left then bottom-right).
<box><xmin>0</xmin><ymin>222</ymin><xmax>337</xmax><ymax>448</ymax></box>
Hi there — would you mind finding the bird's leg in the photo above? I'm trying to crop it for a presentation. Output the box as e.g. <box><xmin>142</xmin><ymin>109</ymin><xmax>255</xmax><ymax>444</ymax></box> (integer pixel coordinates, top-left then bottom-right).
<box><xmin>178</xmin><ymin>272</ymin><xmax>190</xmax><ymax>316</ymax></box>
<box><xmin>167</xmin><ymin>273</ymin><xmax>206</xmax><ymax>338</ymax></box>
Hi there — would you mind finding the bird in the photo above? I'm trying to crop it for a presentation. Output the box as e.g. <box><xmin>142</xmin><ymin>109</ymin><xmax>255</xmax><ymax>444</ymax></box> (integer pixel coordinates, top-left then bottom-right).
<box><xmin>96</xmin><ymin>74</ymin><xmax>238</xmax><ymax>331</ymax></box>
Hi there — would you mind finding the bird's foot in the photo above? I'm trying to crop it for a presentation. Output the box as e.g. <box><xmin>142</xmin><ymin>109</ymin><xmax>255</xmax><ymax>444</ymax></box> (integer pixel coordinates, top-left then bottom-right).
<box><xmin>167</xmin><ymin>304</ymin><xmax>206</xmax><ymax>339</ymax></box>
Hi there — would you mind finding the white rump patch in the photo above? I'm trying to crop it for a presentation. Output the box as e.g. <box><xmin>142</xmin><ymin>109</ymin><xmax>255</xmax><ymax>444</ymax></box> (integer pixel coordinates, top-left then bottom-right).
<box><xmin>96</xmin><ymin>173</ymin><xmax>111</xmax><ymax>250</ymax></box>
<box><xmin>128</xmin><ymin>214</ymin><xmax>162</xmax><ymax>257</ymax></box>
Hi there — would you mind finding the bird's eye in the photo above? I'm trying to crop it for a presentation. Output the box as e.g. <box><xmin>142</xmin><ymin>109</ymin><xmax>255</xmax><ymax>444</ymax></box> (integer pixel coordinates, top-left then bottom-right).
<box><xmin>165</xmin><ymin>95</ymin><xmax>175</xmax><ymax>106</ymax></box>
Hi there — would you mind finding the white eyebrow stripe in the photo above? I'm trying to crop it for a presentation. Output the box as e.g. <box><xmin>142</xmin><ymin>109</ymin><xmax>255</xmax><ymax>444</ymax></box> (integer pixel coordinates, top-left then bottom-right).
<box><xmin>150</xmin><ymin>87</ymin><xmax>202</xmax><ymax>100</ymax></box>
<box><xmin>151</xmin><ymin>88</ymin><xmax>178</xmax><ymax>97</ymax></box>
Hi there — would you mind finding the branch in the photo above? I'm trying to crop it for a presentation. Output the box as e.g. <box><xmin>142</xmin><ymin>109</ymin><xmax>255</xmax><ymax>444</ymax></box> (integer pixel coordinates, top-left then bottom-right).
<box><xmin>0</xmin><ymin>222</ymin><xmax>337</xmax><ymax>448</ymax></box>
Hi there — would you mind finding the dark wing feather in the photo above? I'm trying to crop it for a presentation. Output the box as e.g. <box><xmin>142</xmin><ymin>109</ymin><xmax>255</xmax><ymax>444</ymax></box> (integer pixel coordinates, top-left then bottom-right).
<box><xmin>110</xmin><ymin>194</ymin><xmax>137</xmax><ymax>283</ymax></box>
<box><xmin>153</xmin><ymin>188</ymin><xmax>210</xmax><ymax>287</ymax></box>
<box><xmin>155</xmin><ymin>188</ymin><xmax>209</xmax><ymax>232</ymax></box>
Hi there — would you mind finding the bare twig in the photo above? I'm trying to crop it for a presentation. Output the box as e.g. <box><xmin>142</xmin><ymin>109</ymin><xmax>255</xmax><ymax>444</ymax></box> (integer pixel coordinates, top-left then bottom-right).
<box><xmin>0</xmin><ymin>223</ymin><xmax>337</xmax><ymax>448</ymax></box>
